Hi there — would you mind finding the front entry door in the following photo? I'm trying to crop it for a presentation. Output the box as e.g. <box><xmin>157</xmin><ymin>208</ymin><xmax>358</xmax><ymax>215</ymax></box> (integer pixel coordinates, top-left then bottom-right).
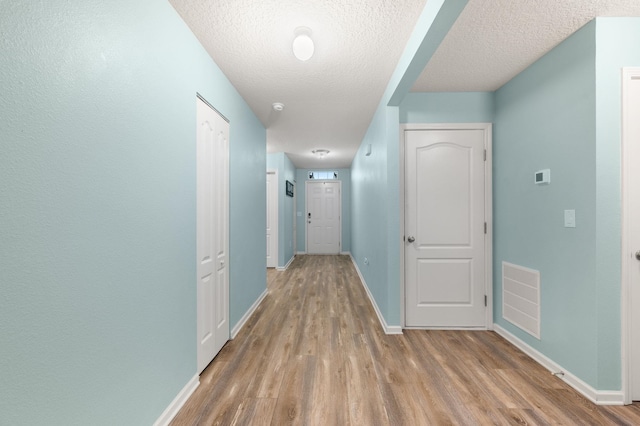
<box><xmin>196</xmin><ymin>96</ymin><xmax>230</xmax><ymax>374</ymax></box>
<box><xmin>306</xmin><ymin>181</ymin><xmax>341</xmax><ymax>254</ymax></box>
<box><xmin>405</xmin><ymin>128</ymin><xmax>488</xmax><ymax>327</ymax></box>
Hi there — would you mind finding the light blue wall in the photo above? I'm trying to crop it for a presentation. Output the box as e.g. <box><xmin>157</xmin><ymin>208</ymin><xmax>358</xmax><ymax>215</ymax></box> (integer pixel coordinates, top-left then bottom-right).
<box><xmin>594</xmin><ymin>17</ymin><xmax>640</xmax><ymax>389</ymax></box>
<box><xmin>0</xmin><ymin>1</ymin><xmax>266</xmax><ymax>424</ymax></box>
<box><xmin>494</xmin><ymin>22</ymin><xmax>600</xmax><ymax>387</ymax></box>
<box><xmin>295</xmin><ymin>169</ymin><xmax>351</xmax><ymax>253</ymax></box>
<box><xmin>351</xmin><ymin>106</ymin><xmax>394</xmax><ymax>319</ymax></box>
<box><xmin>493</xmin><ymin>17</ymin><xmax>640</xmax><ymax>391</ymax></box>
<box><xmin>351</xmin><ymin>0</ymin><xmax>468</xmax><ymax>326</ymax></box>
<box><xmin>400</xmin><ymin>92</ymin><xmax>495</xmax><ymax>123</ymax></box>
<box><xmin>267</xmin><ymin>153</ymin><xmax>296</xmax><ymax>267</ymax></box>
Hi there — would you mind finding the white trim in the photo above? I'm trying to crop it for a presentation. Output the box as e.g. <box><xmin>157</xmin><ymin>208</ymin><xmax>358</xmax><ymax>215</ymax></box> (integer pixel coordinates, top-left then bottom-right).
<box><xmin>340</xmin><ymin>251</ymin><xmax>350</xmax><ymax>256</ymax></box>
<box><xmin>404</xmin><ymin>326</ymin><xmax>487</xmax><ymax>331</ymax></box>
<box><xmin>276</xmin><ymin>255</ymin><xmax>295</xmax><ymax>271</ymax></box>
<box><xmin>494</xmin><ymin>324</ymin><xmax>624</xmax><ymax>405</ymax></box>
<box><xmin>399</xmin><ymin>123</ymin><xmax>493</xmax><ymax>329</ymax></box>
<box><xmin>348</xmin><ymin>254</ymin><xmax>403</xmax><ymax>335</ymax></box>
<box><xmin>484</xmin><ymin>124</ymin><xmax>494</xmax><ymax>330</ymax></box>
<box><xmin>621</xmin><ymin>67</ymin><xmax>640</xmax><ymax>404</ymax></box>
<box><xmin>399</xmin><ymin>125</ymin><xmax>406</xmax><ymax>327</ymax></box>
<box><xmin>153</xmin><ymin>375</ymin><xmax>199</xmax><ymax>426</ymax></box>
<box><xmin>230</xmin><ymin>288</ymin><xmax>268</xmax><ymax>339</ymax></box>
<box><xmin>296</xmin><ymin>251</ymin><xmax>306</xmax><ymax>255</ymax></box>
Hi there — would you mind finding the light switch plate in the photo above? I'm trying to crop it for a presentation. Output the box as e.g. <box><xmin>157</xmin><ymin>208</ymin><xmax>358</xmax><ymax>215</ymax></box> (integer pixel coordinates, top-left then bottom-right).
<box><xmin>564</xmin><ymin>209</ymin><xmax>576</xmax><ymax>228</ymax></box>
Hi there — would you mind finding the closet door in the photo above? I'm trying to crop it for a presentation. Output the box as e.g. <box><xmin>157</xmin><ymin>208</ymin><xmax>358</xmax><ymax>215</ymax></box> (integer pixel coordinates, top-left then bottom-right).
<box><xmin>196</xmin><ymin>96</ymin><xmax>229</xmax><ymax>374</ymax></box>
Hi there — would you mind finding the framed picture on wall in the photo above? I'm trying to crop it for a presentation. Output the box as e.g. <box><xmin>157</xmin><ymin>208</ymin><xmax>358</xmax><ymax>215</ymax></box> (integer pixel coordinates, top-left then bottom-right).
<box><xmin>286</xmin><ymin>180</ymin><xmax>294</xmax><ymax>197</ymax></box>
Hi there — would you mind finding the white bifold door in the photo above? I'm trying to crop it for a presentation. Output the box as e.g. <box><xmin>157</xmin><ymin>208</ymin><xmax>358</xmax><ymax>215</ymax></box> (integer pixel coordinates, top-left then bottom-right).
<box><xmin>623</xmin><ymin>68</ymin><xmax>640</xmax><ymax>401</ymax></box>
<box><xmin>196</xmin><ymin>96</ymin><xmax>230</xmax><ymax>374</ymax></box>
<box><xmin>306</xmin><ymin>181</ymin><xmax>341</xmax><ymax>254</ymax></box>
<box><xmin>405</xmin><ymin>128</ymin><xmax>488</xmax><ymax>328</ymax></box>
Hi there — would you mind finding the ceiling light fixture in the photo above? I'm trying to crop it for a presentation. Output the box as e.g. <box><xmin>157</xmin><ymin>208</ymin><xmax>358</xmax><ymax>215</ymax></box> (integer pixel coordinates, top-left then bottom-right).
<box><xmin>272</xmin><ymin>102</ymin><xmax>285</xmax><ymax>111</ymax></box>
<box><xmin>292</xmin><ymin>27</ymin><xmax>314</xmax><ymax>61</ymax></box>
<box><xmin>312</xmin><ymin>149</ymin><xmax>330</xmax><ymax>159</ymax></box>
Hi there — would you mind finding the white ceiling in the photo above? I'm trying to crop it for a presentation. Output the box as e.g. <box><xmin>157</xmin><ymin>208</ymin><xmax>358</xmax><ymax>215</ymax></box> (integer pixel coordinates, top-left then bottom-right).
<box><xmin>413</xmin><ymin>0</ymin><xmax>640</xmax><ymax>92</ymax></box>
<box><xmin>169</xmin><ymin>0</ymin><xmax>427</xmax><ymax>169</ymax></box>
<box><xmin>170</xmin><ymin>0</ymin><xmax>640</xmax><ymax>169</ymax></box>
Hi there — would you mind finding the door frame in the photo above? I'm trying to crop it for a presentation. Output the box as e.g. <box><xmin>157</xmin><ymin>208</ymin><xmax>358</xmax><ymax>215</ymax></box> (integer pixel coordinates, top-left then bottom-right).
<box><xmin>399</xmin><ymin>123</ymin><xmax>493</xmax><ymax>329</ymax></box>
<box><xmin>305</xmin><ymin>180</ymin><xmax>342</xmax><ymax>254</ymax></box>
<box><xmin>266</xmin><ymin>169</ymin><xmax>278</xmax><ymax>268</ymax></box>
<box><xmin>621</xmin><ymin>67</ymin><xmax>640</xmax><ymax>404</ymax></box>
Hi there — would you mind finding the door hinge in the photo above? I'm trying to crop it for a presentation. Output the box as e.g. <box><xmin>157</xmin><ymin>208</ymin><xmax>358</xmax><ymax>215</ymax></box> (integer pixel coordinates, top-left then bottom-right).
<box><xmin>484</xmin><ymin>222</ymin><xmax>487</xmax><ymax>234</ymax></box>
<box><xmin>484</xmin><ymin>149</ymin><xmax>487</xmax><ymax>161</ymax></box>
<box><xmin>484</xmin><ymin>295</ymin><xmax>488</xmax><ymax>306</ymax></box>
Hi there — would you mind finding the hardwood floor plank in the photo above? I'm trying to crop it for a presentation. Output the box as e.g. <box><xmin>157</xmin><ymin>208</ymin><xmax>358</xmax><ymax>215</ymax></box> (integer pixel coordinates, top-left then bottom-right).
<box><xmin>171</xmin><ymin>255</ymin><xmax>640</xmax><ymax>426</ymax></box>
<box><xmin>309</xmin><ymin>355</ymin><xmax>349</xmax><ymax>425</ymax></box>
<box><xmin>270</xmin><ymin>354</ymin><xmax>316</xmax><ymax>425</ymax></box>
<box><xmin>345</xmin><ymin>351</ymin><xmax>390</xmax><ymax>425</ymax></box>
<box><xmin>229</xmin><ymin>398</ymin><xmax>276</xmax><ymax>426</ymax></box>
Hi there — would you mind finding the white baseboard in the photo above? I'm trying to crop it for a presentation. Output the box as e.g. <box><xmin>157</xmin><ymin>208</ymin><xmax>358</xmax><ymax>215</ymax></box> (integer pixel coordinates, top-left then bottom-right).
<box><xmin>348</xmin><ymin>254</ymin><xmax>402</xmax><ymax>335</ymax></box>
<box><xmin>494</xmin><ymin>324</ymin><xmax>624</xmax><ymax>405</ymax></box>
<box><xmin>340</xmin><ymin>251</ymin><xmax>350</xmax><ymax>256</ymax></box>
<box><xmin>231</xmin><ymin>288</ymin><xmax>268</xmax><ymax>339</ymax></box>
<box><xmin>296</xmin><ymin>251</ymin><xmax>306</xmax><ymax>255</ymax></box>
<box><xmin>276</xmin><ymin>255</ymin><xmax>295</xmax><ymax>271</ymax></box>
<box><xmin>154</xmin><ymin>375</ymin><xmax>199</xmax><ymax>426</ymax></box>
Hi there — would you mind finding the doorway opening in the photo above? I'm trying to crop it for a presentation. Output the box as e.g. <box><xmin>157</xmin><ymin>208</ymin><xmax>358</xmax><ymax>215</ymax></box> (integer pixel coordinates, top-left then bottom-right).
<box><xmin>266</xmin><ymin>170</ymin><xmax>278</xmax><ymax>268</ymax></box>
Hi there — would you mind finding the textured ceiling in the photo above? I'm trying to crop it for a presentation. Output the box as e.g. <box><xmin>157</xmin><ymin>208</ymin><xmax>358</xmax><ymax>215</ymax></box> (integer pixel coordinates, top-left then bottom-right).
<box><xmin>170</xmin><ymin>0</ymin><xmax>640</xmax><ymax>168</ymax></box>
<box><xmin>412</xmin><ymin>0</ymin><xmax>640</xmax><ymax>92</ymax></box>
<box><xmin>169</xmin><ymin>0</ymin><xmax>427</xmax><ymax>168</ymax></box>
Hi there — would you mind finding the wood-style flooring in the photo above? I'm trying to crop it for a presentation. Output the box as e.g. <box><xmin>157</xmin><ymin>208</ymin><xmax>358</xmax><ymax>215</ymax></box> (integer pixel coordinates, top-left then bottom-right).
<box><xmin>171</xmin><ymin>255</ymin><xmax>640</xmax><ymax>425</ymax></box>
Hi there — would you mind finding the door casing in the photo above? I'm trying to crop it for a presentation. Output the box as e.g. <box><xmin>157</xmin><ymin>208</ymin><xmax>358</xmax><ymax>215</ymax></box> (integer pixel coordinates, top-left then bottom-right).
<box><xmin>399</xmin><ymin>123</ymin><xmax>493</xmax><ymax>329</ymax></box>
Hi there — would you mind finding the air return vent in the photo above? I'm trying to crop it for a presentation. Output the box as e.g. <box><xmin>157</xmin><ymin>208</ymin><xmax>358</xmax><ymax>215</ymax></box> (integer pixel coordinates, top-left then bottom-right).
<box><xmin>502</xmin><ymin>262</ymin><xmax>540</xmax><ymax>339</ymax></box>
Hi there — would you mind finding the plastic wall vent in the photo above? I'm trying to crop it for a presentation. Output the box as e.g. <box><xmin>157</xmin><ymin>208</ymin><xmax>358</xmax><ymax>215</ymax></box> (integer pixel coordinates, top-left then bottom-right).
<box><xmin>502</xmin><ymin>262</ymin><xmax>541</xmax><ymax>339</ymax></box>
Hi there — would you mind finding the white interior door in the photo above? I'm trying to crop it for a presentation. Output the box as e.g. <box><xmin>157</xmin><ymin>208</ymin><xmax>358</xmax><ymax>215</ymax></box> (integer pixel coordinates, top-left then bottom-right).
<box><xmin>196</xmin><ymin>96</ymin><xmax>229</xmax><ymax>374</ymax></box>
<box><xmin>266</xmin><ymin>170</ymin><xmax>278</xmax><ymax>268</ymax></box>
<box><xmin>292</xmin><ymin>182</ymin><xmax>297</xmax><ymax>255</ymax></box>
<box><xmin>405</xmin><ymin>128</ymin><xmax>487</xmax><ymax>327</ymax></box>
<box><xmin>623</xmin><ymin>68</ymin><xmax>640</xmax><ymax>401</ymax></box>
<box><xmin>306</xmin><ymin>181</ymin><xmax>341</xmax><ymax>254</ymax></box>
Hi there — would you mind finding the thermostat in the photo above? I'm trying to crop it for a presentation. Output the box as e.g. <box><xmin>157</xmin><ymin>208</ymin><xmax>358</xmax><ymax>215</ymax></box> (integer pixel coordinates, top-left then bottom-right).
<box><xmin>534</xmin><ymin>169</ymin><xmax>550</xmax><ymax>185</ymax></box>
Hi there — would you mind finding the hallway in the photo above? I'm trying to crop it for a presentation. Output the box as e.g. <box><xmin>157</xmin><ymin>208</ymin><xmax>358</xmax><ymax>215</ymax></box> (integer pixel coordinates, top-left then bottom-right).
<box><xmin>172</xmin><ymin>255</ymin><xmax>640</xmax><ymax>425</ymax></box>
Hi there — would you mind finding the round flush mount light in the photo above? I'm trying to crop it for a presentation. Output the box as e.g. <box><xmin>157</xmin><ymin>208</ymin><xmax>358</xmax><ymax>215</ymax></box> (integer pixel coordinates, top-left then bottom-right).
<box><xmin>292</xmin><ymin>27</ymin><xmax>314</xmax><ymax>61</ymax></box>
<box><xmin>272</xmin><ymin>102</ymin><xmax>285</xmax><ymax>111</ymax></box>
<box><xmin>312</xmin><ymin>149</ymin><xmax>330</xmax><ymax>159</ymax></box>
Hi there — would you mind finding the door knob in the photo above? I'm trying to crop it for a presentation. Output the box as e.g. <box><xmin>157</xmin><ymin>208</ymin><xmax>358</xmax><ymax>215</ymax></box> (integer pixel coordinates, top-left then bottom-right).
<box><xmin>636</xmin><ymin>250</ymin><xmax>640</xmax><ymax>261</ymax></box>
<box><xmin>407</xmin><ymin>236</ymin><xmax>415</xmax><ymax>243</ymax></box>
